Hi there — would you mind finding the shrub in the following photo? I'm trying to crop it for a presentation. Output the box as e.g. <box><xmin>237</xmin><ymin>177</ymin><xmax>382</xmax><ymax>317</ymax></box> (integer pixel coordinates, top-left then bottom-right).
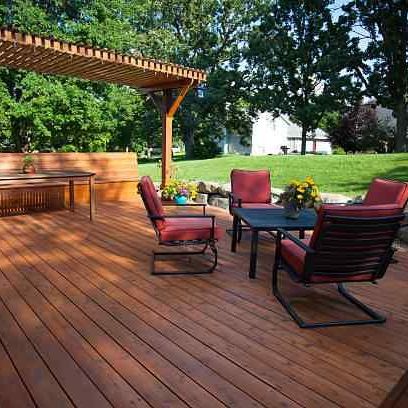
<box><xmin>59</xmin><ymin>144</ymin><xmax>78</xmax><ymax>152</ymax></box>
<box><xmin>193</xmin><ymin>140</ymin><xmax>221</xmax><ymax>159</ymax></box>
<box><xmin>332</xmin><ymin>146</ymin><xmax>346</xmax><ymax>155</ymax></box>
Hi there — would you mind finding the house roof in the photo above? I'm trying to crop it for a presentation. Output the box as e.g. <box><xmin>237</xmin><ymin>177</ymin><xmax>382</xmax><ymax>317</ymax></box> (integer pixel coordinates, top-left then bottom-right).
<box><xmin>0</xmin><ymin>28</ymin><xmax>206</xmax><ymax>91</ymax></box>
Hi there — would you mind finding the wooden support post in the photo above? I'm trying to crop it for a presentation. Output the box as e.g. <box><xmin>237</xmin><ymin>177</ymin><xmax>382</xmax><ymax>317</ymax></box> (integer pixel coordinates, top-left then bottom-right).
<box><xmin>148</xmin><ymin>80</ymin><xmax>195</xmax><ymax>187</ymax></box>
<box><xmin>162</xmin><ymin>89</ymin><xmax>174</xmax><ymax>187</ymax></box>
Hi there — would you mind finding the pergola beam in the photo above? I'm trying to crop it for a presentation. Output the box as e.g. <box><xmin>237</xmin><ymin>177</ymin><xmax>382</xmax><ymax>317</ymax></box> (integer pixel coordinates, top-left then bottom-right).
<box><xmin>0</xmin><ymin>28</ymin><xmax>207</xmax><ymax>187</ymax></box>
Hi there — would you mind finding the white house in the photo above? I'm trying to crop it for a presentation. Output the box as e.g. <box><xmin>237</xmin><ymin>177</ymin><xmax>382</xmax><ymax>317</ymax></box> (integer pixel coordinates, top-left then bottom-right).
<box><xmin>220</xmin><ymin>112</ymin><xmax>332</xmax><ymax>156</ymax></box>
<box><xmin>251</xmin><ymin>113</ymin><xmax>332</xmax><ymax>155</ymax></box>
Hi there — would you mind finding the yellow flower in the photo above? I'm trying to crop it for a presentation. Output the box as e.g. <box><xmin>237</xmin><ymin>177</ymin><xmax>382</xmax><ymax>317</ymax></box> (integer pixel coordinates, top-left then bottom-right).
<box><xmin>297</xmin><ymin>194</ymin><xmax>303</xmax><ymax>200</ymax></box>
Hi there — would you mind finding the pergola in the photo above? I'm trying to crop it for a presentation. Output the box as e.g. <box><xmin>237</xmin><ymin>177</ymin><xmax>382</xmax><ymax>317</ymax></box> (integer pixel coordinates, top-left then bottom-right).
<box><xmin>0</xmin><ymin>28</ymin><xmax>207</xmax><ymax>186</ymax></box>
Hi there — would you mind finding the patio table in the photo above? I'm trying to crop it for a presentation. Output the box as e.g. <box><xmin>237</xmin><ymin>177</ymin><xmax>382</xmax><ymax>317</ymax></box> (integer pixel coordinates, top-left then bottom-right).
<box><xmin>0</xmin><ymin>171</ymin><xmax>96</xmax><ymax>221</ymax></box>
<box><xmin>231</xmin><ymin>207</ymin><xmax>317</xmax><ymax>278</ymax></box>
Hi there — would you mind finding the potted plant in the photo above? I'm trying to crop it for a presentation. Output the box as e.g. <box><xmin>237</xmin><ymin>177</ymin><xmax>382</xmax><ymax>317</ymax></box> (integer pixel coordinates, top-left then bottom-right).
<box><xmin>161</xmin><ymin>180</ymin><xmax>198</xmax><ymax>204</ymax></box>
<box><xmin>280</xmin><ymin>176</ymin><xmax>321</xmax><ymax>219</ymax></box>
<box><xmin>22</xmin><ymin>154</ymin><xmax>36</xmax><ymax>174</ymax></box>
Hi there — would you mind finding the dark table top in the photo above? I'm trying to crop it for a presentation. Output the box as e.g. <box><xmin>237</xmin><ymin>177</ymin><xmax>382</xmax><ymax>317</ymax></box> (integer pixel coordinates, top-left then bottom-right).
<box><xmin>232</xmin><ymin>207</ymin><xmax>317</xmax><ymax>231</ymax></box>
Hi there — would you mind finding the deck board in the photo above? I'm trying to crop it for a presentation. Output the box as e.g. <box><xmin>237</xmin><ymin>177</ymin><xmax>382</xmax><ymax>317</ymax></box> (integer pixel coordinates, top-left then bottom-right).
<box><xmin>0</xmin><ymin>199</ymin><xmax>407</xmax><ymax>408</ymax></box>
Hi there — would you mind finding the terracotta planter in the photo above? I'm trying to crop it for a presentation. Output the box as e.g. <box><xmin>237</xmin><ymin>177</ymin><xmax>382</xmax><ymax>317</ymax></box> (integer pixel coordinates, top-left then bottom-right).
<box><xmin>22</xmin><ymin>164</ymin><xmax>36</xmax><ymax>174</ymax></box>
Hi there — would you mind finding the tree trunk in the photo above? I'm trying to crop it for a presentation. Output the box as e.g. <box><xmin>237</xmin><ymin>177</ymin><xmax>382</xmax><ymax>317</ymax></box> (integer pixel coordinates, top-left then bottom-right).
<box><xmin>395</xmin><ymin>102</ymin><xmax>408</xmax><ymax>152</ymax></box>
<box><xmin>184</xmin><ymin>127</ymin><xmax>195</xmax><ymax>159</ymax></box>
<box><xmin>301</xmin><ymin>125</ymin><xmax>307</xmax><ymax>155</ymax></box>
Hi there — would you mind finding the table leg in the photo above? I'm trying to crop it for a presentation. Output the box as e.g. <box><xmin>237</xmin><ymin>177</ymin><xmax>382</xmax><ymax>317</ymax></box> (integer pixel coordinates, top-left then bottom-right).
<box><xmin>231</xmin><ymin>214</ymin><xmax>238</xmax><ymax>252</ymax></box>
<box><xmin>69</xmin><ymin>179</ymin><xmax>75</xmax><ymax>211</ymax></box>
<box><xmin>249</xmin><ymin>230</ymin><xmax>259</xmax><ymax>279</ymax></box>
<box><xmin>89</xmin><ymin>175</ymin><xmax>96</xmax><ymax>221</ymax></box>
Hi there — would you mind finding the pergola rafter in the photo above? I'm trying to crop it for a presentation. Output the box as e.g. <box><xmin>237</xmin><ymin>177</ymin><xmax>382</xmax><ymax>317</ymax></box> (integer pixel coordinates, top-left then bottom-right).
<box><xmin>0</xmin><ymin>28</ymin><xmax>207</xmax><ymax>186</ymax></box>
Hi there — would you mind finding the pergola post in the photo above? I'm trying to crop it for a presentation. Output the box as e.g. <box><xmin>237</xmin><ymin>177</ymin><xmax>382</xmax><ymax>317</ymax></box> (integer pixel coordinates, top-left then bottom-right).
<box><xmin>162</xmin><ymin>90</ymin><xmax>174</xmax><ymax>187</ymax></box>
<box><xmin>149</xmin><ymin>81</ymin><xmax>194</xmax><ymax>187</ymax></box>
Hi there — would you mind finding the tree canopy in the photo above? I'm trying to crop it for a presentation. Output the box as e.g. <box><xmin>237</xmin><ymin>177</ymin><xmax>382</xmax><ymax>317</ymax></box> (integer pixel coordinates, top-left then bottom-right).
<box><xmin>245</xmin><ymin>0</ymin><xmax>362</xmax><ymax>155</ymax></box>
<box><xmin>0</xmin><ymin>0</ymin><xmax>407</xmax><ymax>156</ymax></box>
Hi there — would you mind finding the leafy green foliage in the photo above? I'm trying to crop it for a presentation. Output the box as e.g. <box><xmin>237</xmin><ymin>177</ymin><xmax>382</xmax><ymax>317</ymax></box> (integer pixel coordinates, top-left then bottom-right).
<box><xmin>0</xmin><ymin>0</ymin><xmax>254</xmax><ymax>158</ymax></box>
<box><xmin>343</xmin><ymin>1</ymin><xmax>408</xmax><ymax>152</ymax></box>
<box><xmin>246</xmin><ymin>0</ymin><xmax>362</xmax><ymax>155</ymax></box>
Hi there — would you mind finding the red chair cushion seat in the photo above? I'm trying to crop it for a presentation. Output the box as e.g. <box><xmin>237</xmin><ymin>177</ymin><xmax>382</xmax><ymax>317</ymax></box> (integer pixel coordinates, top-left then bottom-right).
<box><xmin>159</xmin><ymin>218</ymin><xmax>223</xmax><ymax>242</ymax></box>
<box><xmin>281</xmin><ymin>237</ymin><xmax>375</xmax><ymax>283</ymax></box>
<box><xmin>364</xmin><ymin>178</ymin><xmax>408</xmax><ymax>207</ymax></box>
<box><xmin>309</xmin><ymin>204</ymin><xmax>403</xmax><ymax>248</ymax></box>
<box><xmin>231</xmin><ymin>169</ymin><xmax>271</xmax><ymax>203</ymax></box>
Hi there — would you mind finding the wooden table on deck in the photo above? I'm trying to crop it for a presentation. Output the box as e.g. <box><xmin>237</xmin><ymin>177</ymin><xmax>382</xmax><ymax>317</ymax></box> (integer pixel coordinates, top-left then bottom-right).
<box><xmin>0</xmin><ymin>171</ymin><xmax>96</xmax><ymax>221</ymax></box>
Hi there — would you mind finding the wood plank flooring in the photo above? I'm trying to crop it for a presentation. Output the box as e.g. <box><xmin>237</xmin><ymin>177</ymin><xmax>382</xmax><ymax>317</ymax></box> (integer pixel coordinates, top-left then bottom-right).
<box><xmin>0</xmin><ymin>199</ymin><xmax>407</xmax><ymax>408</ymax></box>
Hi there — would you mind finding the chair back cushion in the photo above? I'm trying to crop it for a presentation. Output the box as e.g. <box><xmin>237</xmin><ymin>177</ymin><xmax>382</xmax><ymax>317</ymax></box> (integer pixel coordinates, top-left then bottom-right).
<box><xmin>138</xmin><ymin>176</ymin><xmax>165</xmax><ymax>230</ymax></box>
<box><xmin>364</xmin><ymin>178</ymin><xmax>408</xmax><ymax>208</ymax></box>
<box><xmin>305</xmin><ymin>204</ymin><xmax>404</xmax><ymax>283</ymax></box>
<box><xmin>230</xmin><ymin>169</ymin><xmax>271</xmax><ymax>203</ymax></box>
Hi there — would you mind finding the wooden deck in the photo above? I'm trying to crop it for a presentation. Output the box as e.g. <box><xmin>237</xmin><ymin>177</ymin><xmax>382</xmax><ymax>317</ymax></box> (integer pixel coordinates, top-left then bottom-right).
<box><xmin>0</xmin><ymin>199</ymin><xmax>407</xmax><ymax>408</ymax></box>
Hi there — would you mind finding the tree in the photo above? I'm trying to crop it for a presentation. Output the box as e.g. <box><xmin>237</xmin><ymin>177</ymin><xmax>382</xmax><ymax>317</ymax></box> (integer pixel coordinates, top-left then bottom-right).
<box><xmin>327</xmin><ymin>103</ymin><xmax>394</xmax><ymax>153</ymax></box>
<box><xmin>0</xmin><ymin>0</ymin><xmax>255</xmax><ymax>159</ymax></box>
<box><xmin>150</xmin><ymin>0</ymin><xmax>254</xmax><ymax>158</ymax></box>
<box><xmin>344</xmin><ymin>0</ymin><xmax>408</xmax><ymax>152</ymax></box>
<box><xmin>246</xmin><ymin>0</ymin><xmax>362</xmax><ymax>155</ymax></box>
<box><xmin>0</xmin><ymin>1</ymin><xmax>160</xmax><ymax>153</ymax></box>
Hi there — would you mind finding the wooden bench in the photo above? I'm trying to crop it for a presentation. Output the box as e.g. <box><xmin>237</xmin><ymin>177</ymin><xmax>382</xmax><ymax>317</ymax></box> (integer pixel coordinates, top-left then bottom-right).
<box><xmin>0</xmin><ymin>153</ymin><xmax>138</xmax><ymax>216</ymax></box>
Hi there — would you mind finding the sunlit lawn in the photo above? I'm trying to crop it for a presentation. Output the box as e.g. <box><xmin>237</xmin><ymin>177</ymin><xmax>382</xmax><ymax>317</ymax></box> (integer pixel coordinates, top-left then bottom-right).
<box><xmin>139</xmin><ymin>153</ymin><xmax>408</xmax><ymax>196</ymax></box>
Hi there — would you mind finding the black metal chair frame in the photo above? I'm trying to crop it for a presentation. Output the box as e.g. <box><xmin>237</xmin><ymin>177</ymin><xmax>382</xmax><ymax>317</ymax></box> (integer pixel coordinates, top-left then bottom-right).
<box><xmin>138</xmin><ymin>184</ymin><xmax>218</xmax><ymax>275</ymax></box>
<box><xmin>272</xmin><ymin>214</ymin><xmax>404</xmax><ymax>328</ymax></box>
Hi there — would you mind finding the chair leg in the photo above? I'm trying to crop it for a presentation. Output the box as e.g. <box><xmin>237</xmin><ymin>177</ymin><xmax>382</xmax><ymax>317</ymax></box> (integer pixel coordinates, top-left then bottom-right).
<box><xmin>151</xmin><ymin>242</ymin><xmax>218</xmax><ymax>275</ymax></box>
<box><xmin>272</xmin><ymin>267</ymin><xmax>386</xmax><ymax>328</ymax></box>
<box><xmin>237</xmin><ymin>219</ymin><xmax>243</xmax><ymax>243</ymax></box>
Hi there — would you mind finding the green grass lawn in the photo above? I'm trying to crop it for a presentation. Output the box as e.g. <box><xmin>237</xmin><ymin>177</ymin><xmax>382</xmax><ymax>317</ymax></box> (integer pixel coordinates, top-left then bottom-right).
<box><xmin>139</xmin><ymin>153</ymin><xmax>408</xmax><ymax>197</ymax></box>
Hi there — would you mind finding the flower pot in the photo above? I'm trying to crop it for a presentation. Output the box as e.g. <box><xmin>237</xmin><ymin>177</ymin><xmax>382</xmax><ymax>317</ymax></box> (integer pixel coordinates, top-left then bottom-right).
<box><xmin>283</xmin><ymin>201</ymin><xmax>301</xmax><ymax>219</ymax></box>
<box><xmin>22</xmin><ymin>164</ymin><xmax>36</xmax><ymax>174</ymax></box>
<box><xmin>175</xmin><ymin>195</ymin><xmax>188</xmax><ymax>205</ymax></box>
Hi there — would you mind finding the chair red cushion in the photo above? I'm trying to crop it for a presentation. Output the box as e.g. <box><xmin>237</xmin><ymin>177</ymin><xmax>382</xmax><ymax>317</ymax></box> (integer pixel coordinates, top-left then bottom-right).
<box><xmin>281</xmin><ymin>238</ymin><xmax>373</xmax><ymax>283</ymax></box>
<box><xmin>138</xmin><ymin>176</ymin><xmax>165</xmax><ymax>230</ymax></box>
<box><xmin>159</xmin><ymin>218</ymin><xmax>223</xmax><ymax>242</ymax></box>
<box><xmin>309</xmin><ymin>203</ymin><xmax>403</xmax><ymax>248</ymax></box>
<box><xmin>230</xmin><ymin>169</ymin><xmax>271</xmax><ymax>203</ymax></box>
<box><xmin>364</xmin><ymin>178</ymin><xmax>408</xmax><ymax>207</ymax></box>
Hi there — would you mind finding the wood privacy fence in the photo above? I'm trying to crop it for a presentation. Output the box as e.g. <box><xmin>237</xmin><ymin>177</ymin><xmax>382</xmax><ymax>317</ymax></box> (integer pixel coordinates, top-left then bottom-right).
<box><xmin>0</xmin><ymin>153</ymin><xmax>138</xmax><ymax>216</ymax></box>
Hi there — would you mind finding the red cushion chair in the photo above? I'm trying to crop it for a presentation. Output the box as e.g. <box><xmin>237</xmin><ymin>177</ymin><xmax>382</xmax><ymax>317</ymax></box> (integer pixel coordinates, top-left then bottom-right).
<box><xmin>364</xmin><ymin>178</ymin><xmax>408</xmax><ymax>208</ymax></box>
<box><xmin>272</xmin><ymin>204</ymin><xmax>404</xmax><ymax>328</ymax></box>
<box><xmin>138</xmin><ymin>176</ymin><xmax>222</xmax><ymax>275</ymax></box>
<box><xmin>229</xmin><ymin>169</ymin><xmax>279</xmax><ymax>241</ymax></box>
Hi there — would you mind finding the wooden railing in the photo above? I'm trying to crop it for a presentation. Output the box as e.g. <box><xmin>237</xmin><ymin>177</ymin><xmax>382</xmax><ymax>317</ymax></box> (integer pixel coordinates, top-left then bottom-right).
<box><xmin>0</xmin><ymin>153</ymin><xmax>138</xmax><ymax>216</ymax></box>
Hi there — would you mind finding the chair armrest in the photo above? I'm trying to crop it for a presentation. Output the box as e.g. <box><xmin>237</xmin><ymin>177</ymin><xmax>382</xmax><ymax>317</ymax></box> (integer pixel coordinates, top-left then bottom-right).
<box><xmin>228</xmin><ymin>192</ymin><xmax>243</xmax><ymax>207</ymax></box>
<box><xmin>277</xmin><ymin>228</ymin><xmax>315</xmax><ymax>254</ymax></box>
<box><xmin>161</xmin><ymin>202</ymin><xmax>206</xmax><ymax>207</ymax></box>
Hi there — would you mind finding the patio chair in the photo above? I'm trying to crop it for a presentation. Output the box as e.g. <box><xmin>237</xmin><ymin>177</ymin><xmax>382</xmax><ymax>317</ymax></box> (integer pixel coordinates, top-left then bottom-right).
<box><xmin>272</xmin><ymin>204</ymin><xmax>405</xmax><ymax>328</ymax></box>
<box><xmin>138</xmin><ymin>176</ymin><xmax>222</xmax><ymax>275</ymax></box>
<box><xmin>363</xmin><ymin>178</ymin><xmax>408</xmax><ymax>207</ymax></box>
<box><xmin>229</xmin><ymin>169</ymin><xmax>278</xmax><ymax>241</ymax></box>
